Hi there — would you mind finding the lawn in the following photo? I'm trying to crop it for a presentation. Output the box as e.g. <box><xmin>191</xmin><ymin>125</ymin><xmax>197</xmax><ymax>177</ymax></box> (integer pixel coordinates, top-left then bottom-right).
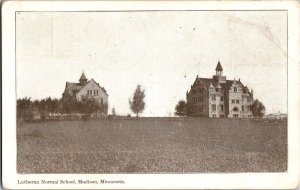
<box><xmin>17</xmin><ymin>118</ymin><xmax>287</xmax><ymax>173</ymax></box>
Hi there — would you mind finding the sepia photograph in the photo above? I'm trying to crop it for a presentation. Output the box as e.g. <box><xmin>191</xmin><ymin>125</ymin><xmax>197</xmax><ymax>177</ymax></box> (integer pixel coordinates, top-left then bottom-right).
<box><xmin>2</xmin><ymin>1</ymin><xmax>300</xmax><ymax>189</ymax></box>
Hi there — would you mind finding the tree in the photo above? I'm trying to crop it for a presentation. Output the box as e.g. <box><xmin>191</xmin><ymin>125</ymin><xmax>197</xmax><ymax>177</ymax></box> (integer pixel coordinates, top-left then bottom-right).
<box><xmin>17</xmin><ymin>97</ymin><xmax>33</xmax><ymax>119</ymax></box>
<box><xmin>250</xmin><ymin>99</ymin><xmax>265</xmax><ymax>118</ymax></box>
<box><xmin>129</xmin><ymin>85</ymin><xmax>145</xmax><ymax>117</ymax></box>
<box><xmin>78</xmin><ymin>96</ymin><xmax>99</xmax><ymax>115</ymax></box>
<box><xmin>175</xmin><ymin>100</ymin><xmax>187</xmax><ymax>116</ymax></box>
<box><xmin>61</xmin><ymin>95</ymin><xmax>78</xmax><ymax>113</ymax></box>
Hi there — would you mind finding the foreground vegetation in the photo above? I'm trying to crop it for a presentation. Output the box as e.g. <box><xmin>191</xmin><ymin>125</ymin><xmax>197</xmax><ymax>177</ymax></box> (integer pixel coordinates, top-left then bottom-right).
<box><xmin>17</xmin><ymin>118</ymin><xmax>287</xmax><ymax>173</ymax></box>
<box><xmin>17</xmin><ymin>96</ymin><xmax>108</xmax><ymax>121</ymax></box>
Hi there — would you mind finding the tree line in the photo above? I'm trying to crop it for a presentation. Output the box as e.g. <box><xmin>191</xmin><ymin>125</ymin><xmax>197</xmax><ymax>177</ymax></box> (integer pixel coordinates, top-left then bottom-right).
<box><xmin>17</xmin><ymin>84</ymin><xmax>146</xmax><ymax>121</ymax></box>
<box><xmin>17</xmin><ymin>95</ymin><xmax>108</xmax><ymax>120</ymax></box>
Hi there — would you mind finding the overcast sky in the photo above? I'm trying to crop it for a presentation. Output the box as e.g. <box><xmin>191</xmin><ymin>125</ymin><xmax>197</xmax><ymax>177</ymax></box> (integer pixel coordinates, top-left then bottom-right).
<box><xmin>16</xmin><ymin>11</ymin><xmax>287</xmax><ymax>116</ymax></box>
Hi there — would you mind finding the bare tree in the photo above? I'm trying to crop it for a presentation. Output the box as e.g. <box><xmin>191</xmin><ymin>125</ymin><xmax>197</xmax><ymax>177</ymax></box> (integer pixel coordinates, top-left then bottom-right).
<box><xmin>129</xmin><ymin>85</ymin><xmax>145</xmax><ymax>117</ymax></box>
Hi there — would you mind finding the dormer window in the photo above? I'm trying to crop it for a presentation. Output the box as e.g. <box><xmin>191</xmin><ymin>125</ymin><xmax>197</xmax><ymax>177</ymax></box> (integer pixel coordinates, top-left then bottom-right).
<box><xmin>234</xmin><ymin>87</ymin><xmax>237</xmax><ymax>92</ymax></box>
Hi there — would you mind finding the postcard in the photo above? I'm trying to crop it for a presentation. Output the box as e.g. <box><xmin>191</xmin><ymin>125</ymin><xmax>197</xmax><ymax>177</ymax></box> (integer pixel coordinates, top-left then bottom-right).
<box><xmin>2</xmin><ymin>0</ymin><xmax>300</xmax><ymax>189</ymax></box>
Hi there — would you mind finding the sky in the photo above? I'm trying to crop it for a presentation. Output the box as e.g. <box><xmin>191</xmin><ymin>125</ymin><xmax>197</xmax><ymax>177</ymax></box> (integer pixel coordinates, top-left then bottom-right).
<box><xmin>16</xmin><ymin>11</ymin><xmax>287</xmax><ymax>116</ymax></box>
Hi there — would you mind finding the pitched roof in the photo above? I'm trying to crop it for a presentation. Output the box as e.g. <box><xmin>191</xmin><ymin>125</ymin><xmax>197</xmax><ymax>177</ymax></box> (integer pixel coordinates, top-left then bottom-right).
<box><xmin>193</xmin><ymin>77</ymin><xmax>247</xmax><ymax>92</ymax></box>
<box><xmin>215</xmin><ymin>61</ymin><xmax>223</xmax><ymax>71</ymax></box>
<box><xmin>79</xmin><ymin>73</ymin><xmax>87</xmax><ymax>81</ymax></box>
<box><xmin>93</xmin><ymin>80</ymin><xmax>109</xmax><ymax>96</ymax></box>
<box><xmin>63</xmin><ymin>82</ymin><xmax>85</xmax><ymax>96</ymax></box>
<box><xmin>63</xmin><ymin>76</ymin><xmax>109</xmax><ymax>96</ymax></box>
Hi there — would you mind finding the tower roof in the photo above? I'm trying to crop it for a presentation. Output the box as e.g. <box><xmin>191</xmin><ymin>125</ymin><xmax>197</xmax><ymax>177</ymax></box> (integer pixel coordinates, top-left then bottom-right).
<box><xmin>79</xmin><ymin>72</ymin><xmax>87</xmax><ymax>81</ymax></box>
<box><xmin>215</xmin><ymin>61</ymin><xmax>223</xmax><ymax>71</ymax></box>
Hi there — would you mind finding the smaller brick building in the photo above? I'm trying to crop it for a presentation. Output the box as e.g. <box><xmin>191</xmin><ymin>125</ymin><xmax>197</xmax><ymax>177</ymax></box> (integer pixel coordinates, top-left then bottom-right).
<box><xmin>186</xmin><ymin>62</ymin><xmax>253</xmax><ymax>118</ymax></box>
<box><xmin>62</xmin><ymin>72</ymin><xmax>108</xmax><ymax>106</ymax></box>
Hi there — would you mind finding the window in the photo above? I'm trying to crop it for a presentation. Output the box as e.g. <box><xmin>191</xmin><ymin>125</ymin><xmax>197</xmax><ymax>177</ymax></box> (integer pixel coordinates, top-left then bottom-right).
<box><xmin>236</xmin><ymin>99</ymin><xmax>239</xmax><ymax>104</ymax></box>
<box><xmin>87</xmin><ymin>90</ymin><xmax>89</xmax><ymax>95</ymax></box>
<box><xmin>234</xmin><ymin>87</ymin><xmax>237</xmax><ymax>92</ymax></box>
<box><xmin>212</xmin><ymin>104</ymin><xmax>216</xmax><ymax>111</ymax></box>
<box><xmin>216</xmin><ymin>89</ymin><xmax>219</xmax><ymax>92</ymax></box>
<box><xmin>97</xmin><ymin>90</ymin><xmax>99</xmax><ymax>95</ymax></box>
<box><xmin>94</xmin><ymin>90</ymin><xmax>96</xmax><ymax>95</ymax></box>
<box><xmin>90</xmin><ymin>90</ymin><xmax>92</xmax><ymax>95</ymax></box>
<box><xmin>221</xmin><ymin>105</ymin><xmax>224</xmax><ymax>111</ymax></box>
<box><xmin>101</xmin><ymin>98</ymin><xmax>103</xmax><ymax>104</ymax></box>
<box><xmin>242</xmin><ymin>105</ymin><xmax>244</xmax><ymax>111</ymax></box>
<box><xmin>212</xmin><ymin>95</ymin><xmax>216</xmax><ymax>101</ymax></box>
<box><xmin>232</xmin><ymin>99</ymin><xmax>235</xmax><ymax>103</ymax></box>
<box><xmin>233</xmin><ymin>107</ymin><xmax>239</xmax><ymax>112</ymax></box>
<box><xmin>220</xmin><ymin>96</ymin><xmax>223</xmax><ymax>101</ymax></box>
<box><xmin>233</xmin><ymin>114</ymin><xmax>239</xmax><ymax>118</ymax></box>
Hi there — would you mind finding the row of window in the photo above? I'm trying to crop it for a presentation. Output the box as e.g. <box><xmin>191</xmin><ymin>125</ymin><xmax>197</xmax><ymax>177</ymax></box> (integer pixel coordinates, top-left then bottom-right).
<box><xmin>192</xmin><ymin>88</ymin><xmax>204</xmax><ymax>94</ymax></box>
<box><xmin>192</xmin><ymin>96</ymin><xmax>249</xmax><ymax>104</ymax></box>
<box><xmin>87</xmin><ymin>89</ymin><xmax>99</xmax><ymax>96</ymax></box>
<box><xmin>231</xmin><ymin>99</ymin><xmax>240</xmax><ymax>104</ymax></box>
<box><xmin>193</xmin><ymin>96</ymin><xmax>204</xmax><ymax>102</ymax></box>
<box><xmin>211</xmin><ymin>104</ymin><xmax>224</xmax><ymax>112</ymax></box>
<box><xmin>232</xmin><ymin>98</ymin><xmax>252</xmax><ymax>104</ymax></box>
<box><xmin>233</xmin><ymin>105</ymin><xmax>251</xmax><ymax>112</ymax></box>
<box><xmin>211</xmin><ymin>95</ymin><xmax>224</xmax><ymax>101</ymax></box>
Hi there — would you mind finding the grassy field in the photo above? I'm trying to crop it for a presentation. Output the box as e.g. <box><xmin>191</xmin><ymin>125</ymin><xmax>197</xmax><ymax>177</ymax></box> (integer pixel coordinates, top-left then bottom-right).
<box><xmin>17</xmin><ymin>118</ymin><xmax>287</xmax><ymax>173</ymax></box>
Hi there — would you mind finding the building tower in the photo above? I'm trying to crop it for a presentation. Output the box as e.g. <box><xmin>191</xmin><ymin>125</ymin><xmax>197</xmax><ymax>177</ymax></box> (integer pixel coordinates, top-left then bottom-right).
<box><xmin>216</xmin><ymin>61</ymin><xmax>223</xmax><ymax>76</ymax></box>
<box><xmin>213</xmin><ymin>61</ymin><xmax>226</xmax><ymax>83</ymax></box>
<box><xmin>79</xmin><ymin>72</ymin><xmax>88</xmax><ymax>85</ymax></box>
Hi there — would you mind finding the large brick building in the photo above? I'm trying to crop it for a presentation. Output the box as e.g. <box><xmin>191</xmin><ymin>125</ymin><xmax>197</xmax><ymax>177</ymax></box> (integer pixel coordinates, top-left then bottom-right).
<box><xmin>186</xmin><ymin>62</ymin><xmax>253</xmax><ymax>118</ymax></box>
<box><xmin>62</xmin><ymin>72</ymin><xmax>108</xmax><ymax>106</ymax></box>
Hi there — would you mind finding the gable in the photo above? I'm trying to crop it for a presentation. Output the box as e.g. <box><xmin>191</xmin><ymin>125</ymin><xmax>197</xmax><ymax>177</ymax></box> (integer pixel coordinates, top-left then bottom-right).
<box><xmin>77</xmin><ymin>79</ymin><xmax>108</xmax><ymax>97</ymax></box>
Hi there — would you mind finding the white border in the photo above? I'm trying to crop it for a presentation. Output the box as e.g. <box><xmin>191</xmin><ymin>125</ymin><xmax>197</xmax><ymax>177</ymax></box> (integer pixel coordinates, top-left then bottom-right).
<box><xmin>2</xmin><ymin>1</ymin><xmax>300</xmax><ymax>189</ymax></box>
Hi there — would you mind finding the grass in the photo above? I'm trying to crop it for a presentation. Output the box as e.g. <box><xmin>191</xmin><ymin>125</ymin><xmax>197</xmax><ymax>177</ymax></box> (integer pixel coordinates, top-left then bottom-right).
<box><xmin>17</xmin><ymin>118</ymin><xmax>287</xmax><ymax>173</ymax></box>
